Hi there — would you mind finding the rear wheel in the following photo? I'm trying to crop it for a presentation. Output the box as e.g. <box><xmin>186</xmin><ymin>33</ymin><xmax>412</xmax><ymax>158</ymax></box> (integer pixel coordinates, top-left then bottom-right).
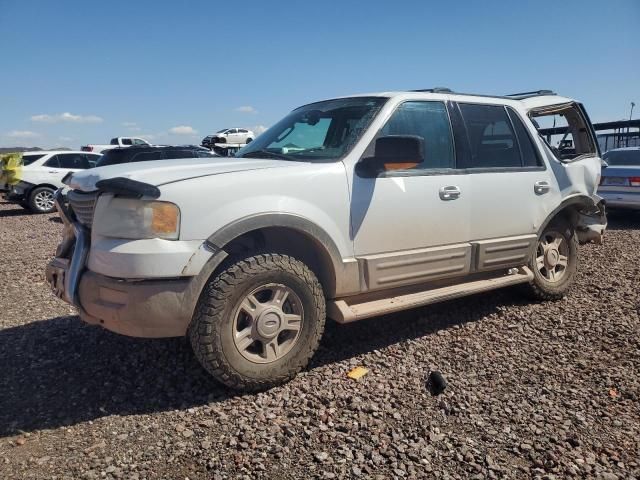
<box><xmin>189</xmin><ymin>253</ymin><xmax>326</xmax><ymax>391</ymax></box>
<box><xmin>28</xmin><ymin>186</ymin><xmax>56</xmax><ymax>214</ymax></box>
<box><xmin>523</xmin><ymin>222</ymin><xmax>578</xmax><ymax>300</ymax></box>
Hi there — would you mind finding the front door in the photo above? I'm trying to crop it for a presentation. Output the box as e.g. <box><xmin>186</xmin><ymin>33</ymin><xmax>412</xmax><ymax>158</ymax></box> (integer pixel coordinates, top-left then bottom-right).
<box><xmin>352</xmin><ymin>100</ymin><xmax>472</xmax><ymax>292</ymax></box>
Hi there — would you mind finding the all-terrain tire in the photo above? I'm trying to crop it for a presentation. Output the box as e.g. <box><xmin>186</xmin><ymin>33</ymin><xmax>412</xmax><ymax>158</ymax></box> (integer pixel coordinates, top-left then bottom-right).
<box><xmin>522</xmin><ymin>221</ymin><xmax>578</xmax><ymax>301</ymax></box>
<box><xmin>189</xmin><ymin>253</ymin><xmax>326</xmax><ymax>391</ymax></box>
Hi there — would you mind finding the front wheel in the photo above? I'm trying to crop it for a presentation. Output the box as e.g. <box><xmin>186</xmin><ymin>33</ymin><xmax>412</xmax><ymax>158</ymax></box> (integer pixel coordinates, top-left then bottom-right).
<box><xmin>522</xmin><ymin>222</ymin><xmax>578</xmax><ymax>300</ymax></box>
<box><xmin>189</xmin><ymin>253</ymin><xmax>326</xmax><ymax>391</ymax></box>
<box><xmin>28</xmin><ymin>186</ymin><xmax>56</xmax><ymax>213</ymax></box>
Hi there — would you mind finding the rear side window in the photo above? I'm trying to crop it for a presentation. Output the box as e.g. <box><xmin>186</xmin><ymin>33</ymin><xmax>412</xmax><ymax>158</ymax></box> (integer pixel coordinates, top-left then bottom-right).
<box><xmin>43</xmin><ymin>155</ymin><xmax>60</xmax><ymax>168</ymax></box>
<box><xmin>121</xmin><ymin>138</ymin><xmax>133</xmax><ymax>145</ymax></box>
<box><xmin>22</xmin><ymin>154</ymin><xmax>45</xmax><ymax>166</ymax></box>
<box><xmin>531</xmin><ymin>103</ymin><xmax>597</xmax><ymax>161</ymax></box>
<box><xmin>507</xmin><ymin>108</ymin><xmax>543</xmax><ymax>167</ymax></box>
<box><xmin>380</xmin><ymin>101</ymin><xmax>454</xmax><ymax>169</ymax></box>
<box><xmin>458</xmin><ymin>104</ymin><xmax>521</xmax><ymax>169</ymax></box>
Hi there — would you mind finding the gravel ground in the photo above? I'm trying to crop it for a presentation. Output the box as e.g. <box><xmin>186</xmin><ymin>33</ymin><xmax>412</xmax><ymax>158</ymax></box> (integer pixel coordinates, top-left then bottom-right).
<box><xmin>0</xmin><ymin>199</ymin><xmax>639</xmax><ymax>480</ymax></box>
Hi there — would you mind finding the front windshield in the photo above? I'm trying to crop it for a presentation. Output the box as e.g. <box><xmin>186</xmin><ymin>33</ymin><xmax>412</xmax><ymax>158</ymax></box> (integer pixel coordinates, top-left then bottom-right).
<box><xmin>603</xmin><ymin>150</ymin><xmax>640</xmax><ymax>166</ymax></box>
<box><xmin>236</xmin><ymin>96</ymin><xmax>387</xmax><ymax>161</ymax></box>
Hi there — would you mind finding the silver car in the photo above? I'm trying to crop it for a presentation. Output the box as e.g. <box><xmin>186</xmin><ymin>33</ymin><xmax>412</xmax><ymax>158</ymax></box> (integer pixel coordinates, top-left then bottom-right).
<box><xmin>598</xmin><ymin>147</ymin><xmax>640</xmax><ymax>210</ymax></box>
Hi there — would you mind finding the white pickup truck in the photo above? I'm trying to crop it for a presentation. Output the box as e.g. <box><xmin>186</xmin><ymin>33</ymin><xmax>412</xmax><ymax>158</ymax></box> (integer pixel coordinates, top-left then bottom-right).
<box><xmin>81</xmin><ymin>137</ymin><xmax>150</xmax><ymax>154</ymax></box>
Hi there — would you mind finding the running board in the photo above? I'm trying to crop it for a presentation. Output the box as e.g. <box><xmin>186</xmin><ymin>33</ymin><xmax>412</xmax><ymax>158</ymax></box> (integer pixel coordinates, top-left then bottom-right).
<box><xmin>328</xmin><ymin>267</ymin><xmax>534</xmax><ymax>323</ymax></box>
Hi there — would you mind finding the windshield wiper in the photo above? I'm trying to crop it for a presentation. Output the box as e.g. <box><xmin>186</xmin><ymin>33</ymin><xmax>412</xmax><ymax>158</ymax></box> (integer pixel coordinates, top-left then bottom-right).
<box><xmin>240</xmin><ymin>150</ymin><xmax>298</xmax><ymax>161</ymax></box>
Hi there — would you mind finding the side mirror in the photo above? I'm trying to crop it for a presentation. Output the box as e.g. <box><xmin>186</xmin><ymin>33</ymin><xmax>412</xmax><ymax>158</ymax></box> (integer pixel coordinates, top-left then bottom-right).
<box><xmin>357</xmin><ymin>135</ymin><xmax>424</xmax><ymax>176</ymax></box>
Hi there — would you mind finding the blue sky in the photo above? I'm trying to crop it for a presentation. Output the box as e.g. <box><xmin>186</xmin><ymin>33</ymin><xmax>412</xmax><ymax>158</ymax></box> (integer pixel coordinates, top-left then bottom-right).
<box><xmin>0</xmin><ymin>0</ymin><xmax>638</xmax><ymax>148</ymax></box>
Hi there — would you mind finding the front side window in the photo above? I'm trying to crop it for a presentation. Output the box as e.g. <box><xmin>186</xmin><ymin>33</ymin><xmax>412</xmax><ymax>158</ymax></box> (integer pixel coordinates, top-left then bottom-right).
<box><xmin>132</xmin><ymin>138</ymin><xmax>146</xmax><ymax>145</ymax></box>
<box><xmin>58</xmin><ymin>153</ymin><xmax>90</xmax><ymax>169</ymax></box>
<box><xmin>458</xmin><ymin>104</ymin><xmax>521</xmax><ymax>169</ymax></box>
<box><xmin>85</xmin><ymin>154</ymin><xmax>100</xmax><ymax>167</ymax></box>
<box><xmin>379</xmin><ymin>101</ymin><xmax>454</xmax><ymax>169</ymax></box>
<box><xmin>237</xmin><ymin>97</ymin><xmax>387</xmax><ymax>161</ymax></box>
<box><xmin>121</xmin><ymin>138</ymin><xmax>133</xmax><ymax>145</ymax></box>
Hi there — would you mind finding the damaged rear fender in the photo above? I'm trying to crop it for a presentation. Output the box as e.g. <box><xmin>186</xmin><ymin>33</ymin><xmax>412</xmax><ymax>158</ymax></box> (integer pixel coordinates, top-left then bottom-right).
<box><xmin>539</xmin><ymin>194</ymin><xmax>607</xmax><ymax>245</ymax></box>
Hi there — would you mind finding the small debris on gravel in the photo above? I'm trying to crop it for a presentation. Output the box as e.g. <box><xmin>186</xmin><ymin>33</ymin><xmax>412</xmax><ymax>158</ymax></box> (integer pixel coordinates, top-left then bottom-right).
<box><xmin>425</xmin><ymin>370</ymin><xmax>447</xmax><ymax>396</ymax></box>
<box><xmin>0</xmin><ymin>201</ymin><xmax>639</xmax><ymax>479</ymax></box>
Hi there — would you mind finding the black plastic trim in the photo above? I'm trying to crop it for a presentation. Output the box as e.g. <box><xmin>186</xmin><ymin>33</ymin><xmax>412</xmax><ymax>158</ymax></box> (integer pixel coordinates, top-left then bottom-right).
<box><xmin>95</xmin><ymin>177</ymin><xmax>161</xmax><ymax>199</ymax></box>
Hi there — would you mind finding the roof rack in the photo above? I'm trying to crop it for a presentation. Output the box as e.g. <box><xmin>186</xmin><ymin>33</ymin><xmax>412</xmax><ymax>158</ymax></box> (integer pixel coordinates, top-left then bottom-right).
<box><xmin>505</xmin><ymin>90</ymin><xmax>556</xmax><ymax>99</ymax></box>
<box><xmin>407</xmin><ymin>88</ymin><xmax>558</xmax><ymax>101</ymax></box>
<box><xmin>410</xmin><ymin>87</ymin><xmax>453</xmax><ymax>93</ymax></box>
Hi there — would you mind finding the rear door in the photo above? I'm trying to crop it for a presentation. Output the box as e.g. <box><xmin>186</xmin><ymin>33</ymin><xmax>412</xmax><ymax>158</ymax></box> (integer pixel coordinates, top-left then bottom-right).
<box><xmin>450</xmin><ymin>101</ymin><xmax>556</xmax><ymax>272</ymax></box>
<box><xmin>226</xmin><ymin>128</ymin><xmax>239</xmax><ymax>143</ymax></box>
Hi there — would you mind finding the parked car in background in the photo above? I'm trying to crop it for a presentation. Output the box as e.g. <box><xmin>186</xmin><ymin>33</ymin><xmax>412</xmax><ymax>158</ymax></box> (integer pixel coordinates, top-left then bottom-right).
<box><xmin>598</xmin><ymin>147</ymin><xmax>640</xmax><ymax>210</ymax></box>
<box><xmin>95</xmin><ymin>145</ymin><xmax>217</xmax><ymax>167</ymax></box>
<box><xmin>47</xmin><ymin>89</ymin><xmax>606</xmax><ymax>391</ymax></box>
<box><xmin>81</xmin><ymin>137</ymin><xmax>150</xmax><ymax>153</ymax></box>
<box><xmin>202</xmin><ymin>128</ymin><xmax>254</xmax><ymax>147</ymax></box>
<box><xmin>3</xmin><ymin>151</ymin><xmax>100</xmax><ymax>213</ymax></box>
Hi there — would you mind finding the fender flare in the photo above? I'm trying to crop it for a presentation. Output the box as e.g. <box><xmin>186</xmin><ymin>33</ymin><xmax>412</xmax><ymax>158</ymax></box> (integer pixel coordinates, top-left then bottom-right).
<box><xmin>206</xmin><ymin>212</ymin><xmax>353</xmax><ymax>297</ymax></box>
<box><xmin>537</xmin><ymin>194</ymin><xmax>603</xmax><ymax>236</ymax></box>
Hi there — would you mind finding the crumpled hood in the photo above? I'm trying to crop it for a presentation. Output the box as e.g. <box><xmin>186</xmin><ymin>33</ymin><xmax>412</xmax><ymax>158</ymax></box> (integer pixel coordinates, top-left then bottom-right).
<box><xmin>66</xmin><ymin>157</ymin><xmax>299</xmax><ymax>192</ymax></box>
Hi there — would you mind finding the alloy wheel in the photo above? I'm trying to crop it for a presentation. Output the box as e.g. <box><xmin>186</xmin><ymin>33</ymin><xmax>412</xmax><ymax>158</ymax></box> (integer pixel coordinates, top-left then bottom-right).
<box><xmin>536</xmin><ymin>231</ymin><xmax>569</xmax><ymax>283</ymax></box>
<box><xmin>34</xmin><ymin>190</ymin><xmax>54</xmax><ymax>212</ymax></box>
<box><xmin>232</xmin><ymin>283</ymin><xmax>304</xmax><ymax>364</ymax></box>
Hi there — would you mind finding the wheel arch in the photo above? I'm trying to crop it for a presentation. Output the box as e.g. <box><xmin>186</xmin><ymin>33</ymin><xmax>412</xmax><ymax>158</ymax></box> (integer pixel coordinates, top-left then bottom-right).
<box><xmin>29</xmin><ymin>183</ymin><xmax>59</xmax><ymax>195</ymax></box>
<box><xmin>206</xmin><ymin>213</ymin><xmax>349</xmax><ymax>298</ymax></box>
<box><xmin>537</xmin><ymin>194</ymin><xmax>600</xmax><ymax>236</ymax></box>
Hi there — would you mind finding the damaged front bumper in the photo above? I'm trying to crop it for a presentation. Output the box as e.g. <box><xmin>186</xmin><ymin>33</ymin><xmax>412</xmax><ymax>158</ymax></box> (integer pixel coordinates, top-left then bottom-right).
<box><xmin>45</xmin><ymin>189</ymin><xmax>225</xmax><ymax>338</ymax></box>
<box><xmin>575</xmin><ymin>195</ymin><xmax>607</xmax><ymax>245</ymax></box>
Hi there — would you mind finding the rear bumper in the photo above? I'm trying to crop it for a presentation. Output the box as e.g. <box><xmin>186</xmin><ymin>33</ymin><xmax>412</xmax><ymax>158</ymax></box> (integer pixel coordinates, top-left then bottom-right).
<box><xmin>575</xmin><ymin>195</ymin><xmax>607</xmax><ymax>245</ymax></box>
<box><xmin>599</xmin><ymin>191</ymin><xmax>640</xmax><ymax>210</ymax></box>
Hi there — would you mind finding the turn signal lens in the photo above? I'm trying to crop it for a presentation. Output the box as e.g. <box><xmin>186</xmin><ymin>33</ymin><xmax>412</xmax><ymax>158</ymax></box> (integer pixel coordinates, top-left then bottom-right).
<box><xmin>151</xmin><ymin>202</ymin><xmax>179</xmax><ymax>234</ymax></box>
<box><xmin>630</xmin><ymin>176</ymin><xmax>640</xmax><ymax>187</ymax></box>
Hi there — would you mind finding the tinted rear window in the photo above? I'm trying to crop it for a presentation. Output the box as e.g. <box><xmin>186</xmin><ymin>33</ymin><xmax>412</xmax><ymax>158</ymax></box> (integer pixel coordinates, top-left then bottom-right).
<box><xmin>603</xmin><ymin>150</ymin><xmax>640</xmax><ymax>166</ymax></box>
<box><xmin>458</xmin><ymin>103</ymin><xmax>521</xmax><ymax>169</ymax></box>
<box><xmin>22</xmin><ymin>154</ymin><xmax>46</xmax><ymax>165</ymax></box>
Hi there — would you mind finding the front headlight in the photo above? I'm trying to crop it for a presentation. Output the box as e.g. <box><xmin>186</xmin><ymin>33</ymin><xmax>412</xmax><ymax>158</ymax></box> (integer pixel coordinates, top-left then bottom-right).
<box><xmin>93</xmin><ymin>196</ymin><xmax>180</xmax><ymax>240</ymax></box>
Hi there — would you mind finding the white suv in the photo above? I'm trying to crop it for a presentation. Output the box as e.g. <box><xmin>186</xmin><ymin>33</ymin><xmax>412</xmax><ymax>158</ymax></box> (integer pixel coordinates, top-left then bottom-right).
<box><xmin>47</xmin><ymin>89</ymin><xmax>606</xmax><ymax>390</ymax></box>
<box><xmin>3</xmin><ymin>151</ymin><xmax>101</xmax><ymax>213</ymax></box>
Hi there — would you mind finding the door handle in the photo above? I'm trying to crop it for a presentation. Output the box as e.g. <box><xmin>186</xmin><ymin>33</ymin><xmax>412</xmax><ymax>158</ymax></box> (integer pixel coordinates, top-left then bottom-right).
<box><xmin>439</xmin><ymin>185</ymin><xmax>461</xmax><ymax>201</ymax></box>
<box><xmin>534</xmin><ymin>181</ymin><xmax>550</xmax><ymax>195</ymax></box>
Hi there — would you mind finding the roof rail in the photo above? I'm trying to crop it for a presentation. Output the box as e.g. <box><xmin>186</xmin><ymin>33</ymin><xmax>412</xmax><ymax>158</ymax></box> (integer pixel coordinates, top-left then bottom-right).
<box><xmin>410</xmin><ymin>87</ymin><xmax>453</xmax><ymax>93</ymax></box>
<box><xmin>505</xmin><ymin>90</ymin><xmax>556</xmax><ymax>99</ymax></box>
